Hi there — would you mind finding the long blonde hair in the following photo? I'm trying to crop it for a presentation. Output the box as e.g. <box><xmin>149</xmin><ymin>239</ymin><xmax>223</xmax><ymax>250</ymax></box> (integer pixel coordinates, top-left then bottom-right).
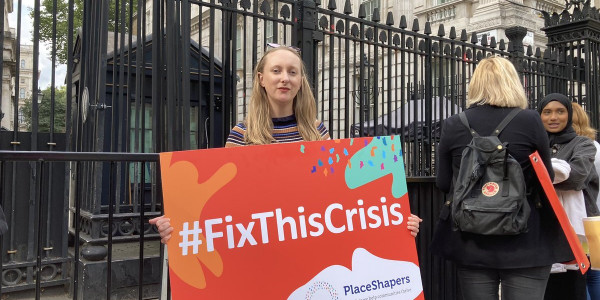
<box><xmin>571</xmin><ymin>102</ymin><xmax>597</xmax><ymax>139</ymax></box>
<box><xmin>244</xmin><ymin>47</ymin><xmax>322</xmax><ymax>145</ymax></box>
<box><xmin>467</xmin><ymin>56</ymin><xmax>528</xmax><ymax>109</ymax></box>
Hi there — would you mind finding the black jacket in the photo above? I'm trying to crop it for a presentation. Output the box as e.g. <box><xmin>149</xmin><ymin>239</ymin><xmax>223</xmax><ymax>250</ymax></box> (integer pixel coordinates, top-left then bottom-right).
<box><xmin>431</xmin><ymin>105</ymin><xmax>573</xmax><ymax>268</ymax></box>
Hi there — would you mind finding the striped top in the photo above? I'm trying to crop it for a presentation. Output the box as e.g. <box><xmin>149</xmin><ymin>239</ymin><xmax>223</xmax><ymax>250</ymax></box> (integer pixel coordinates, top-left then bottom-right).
<box><xmin>225</xmin><ymin>115</ymin><xmax>330</xmax><ymax>147</ymax></box>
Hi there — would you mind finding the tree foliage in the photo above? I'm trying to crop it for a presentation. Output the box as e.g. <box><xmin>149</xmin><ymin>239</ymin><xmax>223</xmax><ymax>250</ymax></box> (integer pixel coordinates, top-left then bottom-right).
<box><xmin>32</xmin><ymin>0</ymin><xmax>83</xmax><ymax>65</ymax></box>
<box><xmin>32</xmin><ymin>0</ymin><xmax>137</xmax><ymax>65</ymax></box>
<box><xmin>21</xmin><ymin>86</ymin><xmax>67</xmax><ymax>133</ymax></box>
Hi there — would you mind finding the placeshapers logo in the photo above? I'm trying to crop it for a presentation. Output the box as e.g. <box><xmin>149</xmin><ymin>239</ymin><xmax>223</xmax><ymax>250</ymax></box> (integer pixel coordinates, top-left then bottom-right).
<box><xmin>288</xmin><ymin>248</ymin><xmax>422</xmax><ymax>300</ymax></box>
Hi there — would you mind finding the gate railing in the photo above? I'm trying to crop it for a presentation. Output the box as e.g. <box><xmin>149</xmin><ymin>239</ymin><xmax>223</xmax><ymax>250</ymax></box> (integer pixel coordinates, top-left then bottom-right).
<box><xmin>0</xmin><ymin>150</ymin><xmax>162</xmax><ymax>299</ymax></box>
<box><xmin>1</xmin><ymin>0</ymin><xmax>599</xmax><ymax>299</ymax></box>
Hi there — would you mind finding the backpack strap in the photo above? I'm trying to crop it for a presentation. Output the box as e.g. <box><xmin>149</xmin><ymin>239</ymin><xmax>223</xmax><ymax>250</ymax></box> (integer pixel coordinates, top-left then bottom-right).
<box><xmin>492</xmin><ymin>108</ymin><xmax>522</xmax><ymax>136</ymax></box>
<box><xmin>502</xmin><ymin>148</ymin><xmax>510</xmax><ymax>197</ymax></box>
<box><xmin>495</xmin><ymin>109</ymin><xmax>521</xmax><ymax>197</ymax></box>
<box><xmin>458</xmin><ymin>112</ymin><xmax>479</xmax><ymax>137</ymax></box>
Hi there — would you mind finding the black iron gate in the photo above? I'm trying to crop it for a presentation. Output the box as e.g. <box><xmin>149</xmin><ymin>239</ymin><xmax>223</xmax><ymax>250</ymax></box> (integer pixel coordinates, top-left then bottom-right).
<box><xmin>1</xmin><ymin>0</ymin><xmax>599</xmax><ymax>299</ymax></box>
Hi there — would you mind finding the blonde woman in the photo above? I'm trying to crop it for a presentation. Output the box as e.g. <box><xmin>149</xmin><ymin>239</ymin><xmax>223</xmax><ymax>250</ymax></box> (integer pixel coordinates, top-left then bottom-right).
<box><xmin>571</xmin><ymin>102</ymin><xmax>600</xmax><ymax>300</ymax></box>
<box><xmin>431</xmin><ymin>56</ymin><xmax>572</xmax><ymax>300</ymax></box>
<box><xmin>571</xmin><ymin>102</ymin><xmax>599</xmax><ymax>141</ymax></box>
<box><xmin>572</xmin><ymin>103</ymin><xmax>600</xmax><ymax>211</ymax></box>
<box><xmin>151</xmin><ymin>45</ymin><xmax>422</xmax><ymax>242</ymax></box>
<box><xmin>571</xmin><ymin>102</ymin><xmax>600</xmax><ymax>220</ymax></box>
<box><xmin>225</xmin><ymin>44</ymin><xmax>328</xmax><ymax>146</ymax></box>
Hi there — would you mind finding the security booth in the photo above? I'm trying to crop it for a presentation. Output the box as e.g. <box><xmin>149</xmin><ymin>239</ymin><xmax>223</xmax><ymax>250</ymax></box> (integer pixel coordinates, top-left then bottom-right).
<box><xmin>67</xmin><ymin>31</ymin><xmax>226</xmax><ymax>298</ymax></box>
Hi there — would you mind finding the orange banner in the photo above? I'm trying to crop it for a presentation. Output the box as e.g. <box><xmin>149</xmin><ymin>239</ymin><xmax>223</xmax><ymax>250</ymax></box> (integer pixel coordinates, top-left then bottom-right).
<box><xmin>529</xmin><ymin>151</ymin><xmax>589</xmax><ymax>274</ymax></box>
<box><xmin>160</xmin><ymin>136</ymin><xmax>423</xmax><ymax>299</ymax></box>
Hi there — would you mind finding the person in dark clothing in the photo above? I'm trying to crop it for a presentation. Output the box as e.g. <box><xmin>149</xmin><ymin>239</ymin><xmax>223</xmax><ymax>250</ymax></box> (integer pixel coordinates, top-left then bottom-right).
<box><xmin>539</xmin><ymin>94</ymin><xmax>598</xmax><ymax>300</ymax></box>
<box><xmin>431</xmin><ymin>56</ymin><xmax>573</xmax><ymax>300</ymax></box>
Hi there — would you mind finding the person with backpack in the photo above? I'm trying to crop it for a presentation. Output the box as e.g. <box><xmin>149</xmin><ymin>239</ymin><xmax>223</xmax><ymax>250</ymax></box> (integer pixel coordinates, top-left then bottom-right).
<box><xmin>539</xmin><ymin>94</ymin><xmax>598</xmax><ymax>300</ymax></box>
<box><xmin>431</xmin><ymin>56</ymin><xmax>573</xmax><ymax>300</ymax></box>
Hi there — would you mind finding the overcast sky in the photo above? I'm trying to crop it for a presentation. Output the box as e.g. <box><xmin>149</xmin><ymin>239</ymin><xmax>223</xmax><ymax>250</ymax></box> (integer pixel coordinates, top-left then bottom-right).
<box><xmin>8</xmin><ymin>0</ymin><xmax>68</xmax><ymax>89</ymax></box>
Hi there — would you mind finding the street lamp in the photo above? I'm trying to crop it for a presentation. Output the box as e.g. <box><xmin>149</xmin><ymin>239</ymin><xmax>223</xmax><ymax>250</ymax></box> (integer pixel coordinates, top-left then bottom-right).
<box><xmin>37</xmin><ymin>89</ymin><xmax>43</xmax><ymax>104</ymax></box>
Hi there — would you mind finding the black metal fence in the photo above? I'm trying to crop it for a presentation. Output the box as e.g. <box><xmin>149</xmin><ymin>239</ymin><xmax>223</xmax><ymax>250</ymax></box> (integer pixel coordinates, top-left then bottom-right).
<box><xmin>0</xmin><ymin>133</ymin><xmax>69</xmax><ymax>294</ymax></box>
<box><xmin>0</xmin><ymin>150</ymin><xmax>452</xmax><ymax>299</ymax></box>
<box><xmin>309</xmin><ymin>2</ymin><xmax>600</xmax><ymax>176</ymax></box>
<box><xmin>0</xmin><ymin>150</ymin><xmax>162</xmax><ymax>299</ymax></box>
<box><xmin>1</xmin><ymin>0</ymin><xmax>599</xmax><ymax>299</ymax></box>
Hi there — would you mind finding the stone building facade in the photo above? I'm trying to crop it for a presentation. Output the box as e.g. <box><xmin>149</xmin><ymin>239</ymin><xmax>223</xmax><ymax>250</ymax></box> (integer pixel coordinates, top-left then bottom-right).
<box><xmin>16</xmin><ymin>45</ymin><xmax>34</xmax><ymax>130</ymax></box>
<box><xmin>132</xmin><ymin>0</ymin><xmax>597</xmax><ymax>131</ymax></box>
<box><xmin>413</xmin><ymin>0</ymin><xmax>568</xmax><ymax>51</ymax></box>
<box><xmin>1</xmin><ymin>0</ymin><xmax>15</xmax><ymax>130</ymax></box>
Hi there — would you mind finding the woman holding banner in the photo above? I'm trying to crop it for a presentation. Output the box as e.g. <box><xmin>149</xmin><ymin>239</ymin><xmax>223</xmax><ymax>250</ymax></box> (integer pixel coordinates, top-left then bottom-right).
<box><xmin>150</xmin><ymin>44</ymin><xmax>422</xmax><ymax>243</ymax></box>
<box><xmin>431</xmin><ymin>56</ymin><xmax>572</xmax><ymax>300</ymax></box>
<box><xmin>538</xmin><ymin>94</ymin><xmax>598</xmax><ymax>300</ymax></box>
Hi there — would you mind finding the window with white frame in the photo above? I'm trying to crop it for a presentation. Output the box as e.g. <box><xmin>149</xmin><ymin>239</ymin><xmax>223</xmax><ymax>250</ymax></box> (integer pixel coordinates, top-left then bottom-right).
<box><xmin>266</xmin><ymin>20</ymin><xmax>274</xmax><ymax>44</ymax></box>
<box><xmin>433</xmin><ymin>0</ymin><xmax>446</xmax><ymax>5</ymax></box>
<box><xmin>129</xmin><ymin>103</ymin><xmax>153</xmax><ymax>184</ymax></box>
<box><xmin>362</xmin><ymin>0</ymin><xmax>380</xmax><ymax>21</ymax></box>
<box><xmin>235</xmin><ymin>26</ymin><xmax>243</xmax><ymax>69</ymax></box>
<box><xmin>21</xmin><ymin>60</ymin><xmax>26</xmax><ymax>68</ymax></box>
<box><xmin>146</xmin><ymin>11</ymin><xmax>152</xmax><ymax>32</ymax></box>
<box><xmin>20</xmin><ymin>88</ymin><xmax>26</xmax><ymax>99</ymax></box>
<box><xmin>18</xmin><ymin>108</ymin><xmax>25</xmax><ymax>125</ymax></box>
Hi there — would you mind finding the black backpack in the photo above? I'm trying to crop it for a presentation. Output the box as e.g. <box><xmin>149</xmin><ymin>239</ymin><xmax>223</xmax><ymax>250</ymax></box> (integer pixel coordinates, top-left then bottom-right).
<box><xmin>452</xmin><ymin>109</ymin><xmax>530</xmax><ymax>235</ymax></box>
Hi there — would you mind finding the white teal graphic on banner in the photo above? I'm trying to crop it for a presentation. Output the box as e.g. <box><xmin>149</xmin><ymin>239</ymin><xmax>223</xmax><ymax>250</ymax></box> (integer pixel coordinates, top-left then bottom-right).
<box><xmin>289</xmin><ymin>248</ymin><xmax>423</xmax><ymax>300</ymax></box>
